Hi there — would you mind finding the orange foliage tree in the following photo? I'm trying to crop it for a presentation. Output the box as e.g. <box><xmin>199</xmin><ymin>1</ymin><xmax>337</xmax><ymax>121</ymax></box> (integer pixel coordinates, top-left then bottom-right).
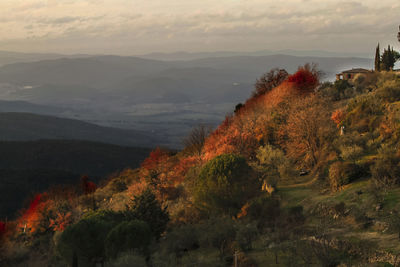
<box><xmin>331</xmin><ymin>109</ymin><xmax>346</xmax><ymax>128</ymax></box>
<box><xmin>16</xmin><ymin>185</ymin><xmax>77</xmax><ymax>235</ymax></box>
<box><xmin>49</xmin><ymin>212</ymin><xmax>72</xmax><ymax>232</ymax></box>
<box><xmin>139</xmin><ymin>147</ymin><xmax>188</xmax><ymax>201</ymax></box>
<box><xmin>203</xmin><ymin>65</ymin><xmax>321</xmax><ymax>162</ymax></box>
<box><xmin>282</xmin><ymin>95</ymin><xmax>335</xmax><ymax>167</ymax></box>
<box><xmin>18</xmin><ymin>193</ymin><xmax>50</xmax><ymax>233</ymax></box>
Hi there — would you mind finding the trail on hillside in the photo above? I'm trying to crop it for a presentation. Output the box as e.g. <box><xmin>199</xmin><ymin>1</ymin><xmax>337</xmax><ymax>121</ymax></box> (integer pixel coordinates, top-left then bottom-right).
<box><xmin>280</xmin><ymin>175</ymin><xmax>319</xmax><ymax>188</ymax></box>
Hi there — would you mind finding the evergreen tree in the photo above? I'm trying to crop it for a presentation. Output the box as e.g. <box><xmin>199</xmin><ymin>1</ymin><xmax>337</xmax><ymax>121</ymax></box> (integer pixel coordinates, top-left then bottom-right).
<box><xmin>381</xmin><ymin>45</ymin><xmax>395</xmax><ymax>71</ymax></box>
<box><xmin>391</xmin><ymin>47</ymin><xmax>396</xmax><ymax>68</ymax></box>
<box><xmin>193</xmin><ymin>154</ymin><xmax>260</xmax><ymax>216</ymax></box>
<box><xmin>374</xmin><ymin>44</ymin><xmax>381</xmax><ymax>71</ymax></box>
<box><xmin>397</xmin><ymin>25</ymin><xmax>400</xmax><ymax>43</ymax></box>
<box><xmin>126</xmin><ymin>189</ymin><xmax>169</xmax><ymax>240</ymax></box>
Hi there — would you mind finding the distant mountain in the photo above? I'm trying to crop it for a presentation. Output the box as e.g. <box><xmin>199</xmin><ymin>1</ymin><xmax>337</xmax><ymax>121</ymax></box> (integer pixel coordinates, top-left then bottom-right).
<box><xmin>139</xmin><ymin>49</ymin><xmax>372</xmax><ymax>61</ymax></box>
<box><xmin>183</xmin><ymin>55</ymin><xmax>373</xmax><ymax>80</ymax></box>
<box><xmin>0</xmin><ymin>54</ymin><xmax>373</xmax><ymax>148</ymax></box>
<box><xmin>0</xmin><ymin>50</ymin><xmax>90</xmax><ymax>67</ymax></box>
<box><xmin>0</xmin><ymin>100</ymin><xmax>66</xmax><ymax>115</ymax></box>
<box><xmin>0</xmin><ymin>112</ymin><xmax>156</xmax><ymax>147</ymax></box>
<box><xmin>0</xmin><ymin>139</ymin><xmax>152</xmax><ymax>217</ymax></box>
<box><xmin>0</xmin><ymin>56</ymin><xmax>173</xmax><ymax>88</ymax></box>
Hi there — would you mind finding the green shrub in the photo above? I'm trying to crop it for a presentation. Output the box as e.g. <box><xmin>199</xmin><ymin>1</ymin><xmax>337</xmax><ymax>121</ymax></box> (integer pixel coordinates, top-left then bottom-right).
<box><xmin>320</xmin><ymin>80</ymin><xmax>353</xmax><ymax>101</ymax></box>
<box><xmin>57</xmin><ymin>215</ymin><xmax>115</xmax><ymax>266</ymax></box>
<box><xmin>105</xmin><ymin>220</ymin><xmax>151</xmax><ymax>259</ymax></box>
<box><xmin>199</xmin><ymin>217</ymin><xmax>236</xmax><ymax>260</ymax></box>
<box><xmin>235</xmin><ymin>223</ymin><xmax>258</xmax><ymax>251</ymax></box>
<box><xmin>108</xmin><ymin>252</ymin><xmax>147</xmax><ymax>267</ymax></box>
<box><xmin>245</xmin><ymin>195</ymin><xmax>280</xmax><ymax>230</ymax></box>
<box><xmin>339</xmin><ymin>145</ymin><xmax>364</xmax><ymax>162</ymax></box>
<box><xmin>286</xmin><ymin>205</ymin><xmax>305</xmax><ymax>226</ymax></box>
<box><xmin>371</xmin><ymin>145</ymin><xmax>400</xmax><ymax>186</ymax></box>
<box><xmin>160</xmin><ymin>224</ymin><xmax>199</xmax><ymax>258</ymax></box>
<box><xmin>193</xmin><ymin>154</ymin><xmax>260</xmax><ymax>216</ymax></box>
<box><xmin>345</xmin><ymin>94</ymin><xmax>384</xmax><ymax>133</ymax></box>
<box><xmin>126</xmin><ymin>189</ymin><xmax>169</xmax><ymax>240</ymax></box>
<box><xmin>329</xmin><ymin>161</ymin><xmax>362</xmax><ymax>191</ymax></box>
<box><xmin>256</xmin><ymin>144</ymin><xmax>295</xmax><ymax>181</ymax></box>
<box><xmin>376</xmin><ymin>80</ymin><xmax>400</xmax><ymax>102</ymax></box>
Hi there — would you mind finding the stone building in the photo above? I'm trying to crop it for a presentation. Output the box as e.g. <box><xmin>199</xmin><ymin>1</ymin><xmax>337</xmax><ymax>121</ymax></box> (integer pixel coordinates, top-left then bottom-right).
<box><xmin>336</xmin><ymin>68</ymin><xmax>373</xmax><ymax>81</ymax></box>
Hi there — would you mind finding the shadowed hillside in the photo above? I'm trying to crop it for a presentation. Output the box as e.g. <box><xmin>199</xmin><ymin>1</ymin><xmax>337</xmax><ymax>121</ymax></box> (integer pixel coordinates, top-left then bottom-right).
<box><xmin>0</xmin><ymin>139</ymin><xmax>151</xmax><ymax>218</ymax></box>
<box><xmin>0</xmin><ymin>112</ymin><xmax>156</xmax><ymax>147</ymax></box>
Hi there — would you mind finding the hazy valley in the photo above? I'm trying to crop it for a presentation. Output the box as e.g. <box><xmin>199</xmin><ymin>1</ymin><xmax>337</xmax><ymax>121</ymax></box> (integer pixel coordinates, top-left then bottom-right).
<box><xmin>0</xmin><ymin>52</ymin><xmax>373</xmax><ymax>148</ymax></box>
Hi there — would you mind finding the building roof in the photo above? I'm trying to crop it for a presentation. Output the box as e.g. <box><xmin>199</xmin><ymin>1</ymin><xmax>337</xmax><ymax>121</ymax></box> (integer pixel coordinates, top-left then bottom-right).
<box><xmin>340</xmin><ymin>68</ymin><xmax>371</xmax><ymax>74</ymax></box>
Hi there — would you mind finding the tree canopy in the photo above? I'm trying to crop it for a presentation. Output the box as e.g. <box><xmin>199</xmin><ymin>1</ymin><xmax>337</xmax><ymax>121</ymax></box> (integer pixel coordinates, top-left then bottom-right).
<box><xmin>193</xmin><ymin>154</ymin><xmax>260</xmax><ymax>216</ymax></box>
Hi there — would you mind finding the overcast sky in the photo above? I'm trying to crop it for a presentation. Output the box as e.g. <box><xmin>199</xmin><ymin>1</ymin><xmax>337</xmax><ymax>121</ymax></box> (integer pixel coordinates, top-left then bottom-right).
<box><xmin>0</xmin><ymin>0</ymin><xmax>399</xmax><ymax>55</ymax></box>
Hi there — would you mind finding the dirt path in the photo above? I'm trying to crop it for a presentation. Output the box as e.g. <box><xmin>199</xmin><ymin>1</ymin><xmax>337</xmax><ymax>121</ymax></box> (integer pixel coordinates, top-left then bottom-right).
<box><xmin>280</xmin><ymin>175</ymin><xmax>319</xmax><ymax>188</ymax></box>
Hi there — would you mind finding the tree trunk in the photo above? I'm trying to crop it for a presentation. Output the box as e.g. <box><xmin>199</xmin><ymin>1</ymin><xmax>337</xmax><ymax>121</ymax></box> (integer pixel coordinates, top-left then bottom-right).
<box><xmin>72</xmin><ymin>252</ymin><xmax>78</xmax><ymax>267</ymax></box>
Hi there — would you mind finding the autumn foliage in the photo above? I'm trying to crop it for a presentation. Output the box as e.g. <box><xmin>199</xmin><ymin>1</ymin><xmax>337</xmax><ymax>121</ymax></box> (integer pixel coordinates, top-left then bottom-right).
<box><xmin>141</xmin><ymin>147</ymin><xmax>170</xmax><ymax>170</ymax></box>
<box><xmin>18</xmin><ymin>193</ymin><xmax>48</xmax><ymax>233</ymax></box>
<box><xmin>331</xmin><ymin>109</ymin><xmax>346</xmax><ymax>128</ymax></box>
<box><xmin>203</xmin><ymin>66</ymin><xmax>320</xmax><ymax>161</ymax></box>
<box><xmin>49</xmin><ymin>212</ymin><xmax>72</xmax><ymax>232</ymax></box>
<box><xmin>0</xmin><ymin>221</ymin><xmax>6</xmax><ymax>239</ymax></box>
<box><xmin>287</xmin><ymin>67</ymin><xmax>319</xmax><ymax>92</ymax></box>
<box><xmin>4</xmin><ymin>64</ymin><xmax>327</xmax><ymax>264</ymax></box>
<box><xmin>81</xmin><ymin>175</ymin><xmax>97</xmax><ymax>194</ymax></box>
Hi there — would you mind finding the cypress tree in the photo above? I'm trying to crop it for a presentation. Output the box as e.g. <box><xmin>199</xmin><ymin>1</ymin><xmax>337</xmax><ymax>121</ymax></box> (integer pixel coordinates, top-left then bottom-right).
<box><xmin>398</xmin><ymin>25</ymin><xmax>400</xmax><ymax>43</ymax></box>
<box><xmin>390</xmin><ymin>46</ymin><xmax>396</xmax><ymax>69</ymax></box>
<box><xmin>375</xmin><ymin>43</ymin><xmax>381</xmax><ymax>71</ymax></box>
<box><xmin>381</xmin><ymin>45</ymin><xmax>395</xmax><ymax>71</ymax></box>
<box><xmin>388</xmin><ymin>45</ymin><xmax>394</xmax><ymax>70</ymax></box>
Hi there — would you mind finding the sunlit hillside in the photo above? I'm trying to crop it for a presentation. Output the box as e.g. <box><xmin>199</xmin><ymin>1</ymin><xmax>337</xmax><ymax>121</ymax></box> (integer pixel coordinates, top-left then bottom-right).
<box><xmin>2</xmin><ymin>60</ymin><xmax>400</xmax><ymax>266</ymax></box>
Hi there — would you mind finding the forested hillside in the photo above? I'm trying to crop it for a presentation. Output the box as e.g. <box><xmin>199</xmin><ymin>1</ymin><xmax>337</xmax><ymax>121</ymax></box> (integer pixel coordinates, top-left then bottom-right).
<box><xmin>0</xmin><ymin>112</ymin><xmax>155</xmax><ymax>147</ymax></box>
<box><xmin>0</xmin><ymin>140</ymin><xmax>151</xmax><ymax>219</ymax></box>
<box><xmin>2</xmin><ymin>65</ymin><xmax>400</xmax><ymax>266</ymax></box>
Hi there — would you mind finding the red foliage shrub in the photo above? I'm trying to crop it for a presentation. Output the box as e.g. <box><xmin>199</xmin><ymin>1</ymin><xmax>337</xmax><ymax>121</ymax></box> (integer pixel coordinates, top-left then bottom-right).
<box><xmin>81</xmin><ymin>175</ymin><xmax>97</xmax><ymax>194</ymax></box>
<box><xmin>141</xmin><ymin>147</ymin><xmax>170</xmax><ymax>170</ymax></box>
<box><xmin>171</xmin><ymin>156</ymin><xmax>199</xmax><ymax>185</ymax></box>
<box><xmin>19</xmin><ymin>193</ymin><xmax>50</xmax><ymax>233</ymax></box>
<box><xmin>49</xmin><ymin>212</ymin><xmax>72</xmax><ymax>232</ymax></box>
<box><xmin>0</xmin><ymin>221</ymin><xmax>6</xmax><ymax>238</ymax></box>
<box><xmin>287</xmin><ymin>67</ymin><xmax>319</xmax><ymax>92</ymax></box>
<box><xmin>26</xmin><ymin>193</ymin><xmax>45</xmax><ymax>217</ymax></box>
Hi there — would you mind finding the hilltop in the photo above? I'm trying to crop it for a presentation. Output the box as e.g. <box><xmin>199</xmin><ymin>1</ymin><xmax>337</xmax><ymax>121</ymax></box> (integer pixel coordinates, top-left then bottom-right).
<box><xmin>1</xmin><ymin>65</ymin><xmax>400</xmax><ymax>267</ymax></box>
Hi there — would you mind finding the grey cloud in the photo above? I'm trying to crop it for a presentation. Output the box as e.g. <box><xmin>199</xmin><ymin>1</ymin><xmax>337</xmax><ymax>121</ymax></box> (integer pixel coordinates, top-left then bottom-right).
<box><xmin>35</xmin><ymin>15</ymin><xmax>106</xmax><ymax>26</ymax></box>
<box><xmin>37</xmin><ymin>16</ymin><xmax>82</xmax><ymax>25</ymax></box>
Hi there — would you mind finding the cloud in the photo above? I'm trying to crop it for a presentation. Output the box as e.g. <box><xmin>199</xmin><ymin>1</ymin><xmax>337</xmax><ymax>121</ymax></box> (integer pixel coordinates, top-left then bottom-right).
<box><xmin>0</xmin><ymin>0</ymin><xmax>398</xmax><ymax>54</ymax></box>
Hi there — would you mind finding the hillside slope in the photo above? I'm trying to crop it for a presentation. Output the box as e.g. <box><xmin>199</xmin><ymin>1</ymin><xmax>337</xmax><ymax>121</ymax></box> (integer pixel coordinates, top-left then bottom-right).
<box><xmin>0</xmin><ymin>139</ymin><xmax>151</xmax><ymax>218</ymax></box>
<box><xmin>4</xmin><ymin>68</ymin><xmax>400</xmax><ymax>267</ymax></box>
<box><xmin>0</xmin><ymin>112</ymin><xmax>155</xmax><ymax>147</ymax></box>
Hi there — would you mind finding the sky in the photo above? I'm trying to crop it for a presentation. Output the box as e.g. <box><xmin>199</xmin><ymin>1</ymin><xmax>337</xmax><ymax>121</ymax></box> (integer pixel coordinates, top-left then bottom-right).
<box><xmin>0</xmin><ymin>0</ymin><xmax>399</xmax><ymax>55</ymax></box>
